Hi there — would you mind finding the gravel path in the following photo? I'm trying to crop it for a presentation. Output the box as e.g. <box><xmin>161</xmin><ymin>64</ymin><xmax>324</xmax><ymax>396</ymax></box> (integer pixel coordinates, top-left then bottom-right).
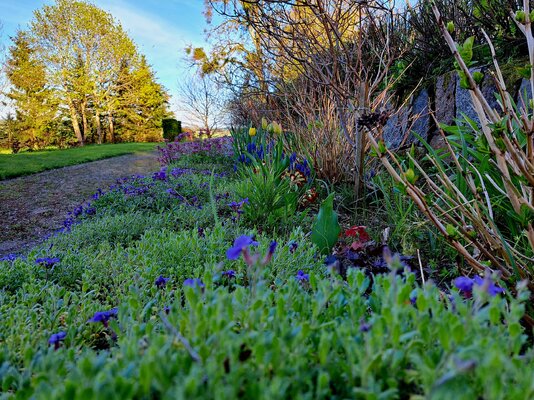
<box><xmin>0</xmin><ymin>151</ymin><xmax>160</xmax><ymax>257</ymax></box>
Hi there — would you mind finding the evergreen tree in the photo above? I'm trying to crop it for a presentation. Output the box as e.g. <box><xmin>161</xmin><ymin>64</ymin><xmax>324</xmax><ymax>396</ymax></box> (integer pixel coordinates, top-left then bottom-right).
<box><xmin>5</xmin><ymin>30</ymin><xmax>56</xmax><ymax>150</ymax></box>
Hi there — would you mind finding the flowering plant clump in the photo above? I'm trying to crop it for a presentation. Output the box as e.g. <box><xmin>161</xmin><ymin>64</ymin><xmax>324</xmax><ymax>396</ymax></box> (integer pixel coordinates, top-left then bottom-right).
<box><xmin>157</xmin><ymin>136</ymin><xmax>233</xmax><ymax>165</ymax></box>
<box><xmin>35</xmin><ymin>257</ymin><xmax>60</xmax><ymax>267</ymax></box>
<box><xmin>454</xmin><ymin>274</ymin><xmax>504</xmax><ymax>298</ymax></box>
<box><xmin>1</xmin><ymin>112</ymin><xmax>534</xmax><ymax>399</ymax></box>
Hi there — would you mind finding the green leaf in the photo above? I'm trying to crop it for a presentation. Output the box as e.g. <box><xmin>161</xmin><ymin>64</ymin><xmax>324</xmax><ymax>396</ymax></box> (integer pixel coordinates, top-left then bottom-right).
<box><xmin>517</xmin><ymin>64</ymin><xmax>532</xmax><ymax>79</ymax></box>
<box><xmin>472</xmin><ymin>71</ymin><xmax>484</xmax><ymax>85</ymax></box>
<box><xmin>311</xmin><ymin>193</ymin><xmax>341</xmax><ymax>256</ymax></box>
<box><xmin>459</xmin><ymin>36</ymin><xmax>474</xmax><ymax>64</ymax></box>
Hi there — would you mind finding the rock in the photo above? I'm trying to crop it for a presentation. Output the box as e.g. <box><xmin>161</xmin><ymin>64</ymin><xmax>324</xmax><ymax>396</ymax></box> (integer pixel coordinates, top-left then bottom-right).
<box><xmin>435</xmin><ymin>72</ymin><xmax>456</xmax><ymax>126</ymax></box>
<box><xmin>383</xmin><ymin>105</ymin><xmax>409</xmax><ymax>149</ymax></box>
<box><xmin>480</xmin><ymin>73</ymin><xmax>501</xmax><ymax>114</ymax></box>
<box><xmin>455</xmin><ymin>69</ymin><xmax>479</xmax><ymax>123</ymax></box>
<box><xmin>408</xmin><ymin>89</ymin><xmax>430</xmax><ymax>143</ymax></box>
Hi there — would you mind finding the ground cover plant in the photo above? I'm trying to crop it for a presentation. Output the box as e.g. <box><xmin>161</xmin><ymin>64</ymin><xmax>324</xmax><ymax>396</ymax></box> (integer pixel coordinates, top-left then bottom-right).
<box><xmin>0</xmin><ymin>143</ymin><xmax>157</xmax><ymax>180</ymax></box>
<box><xmin>1</xmin><ymin>136</ymin><xmax>533</xmax><ymax>399</ymax></box>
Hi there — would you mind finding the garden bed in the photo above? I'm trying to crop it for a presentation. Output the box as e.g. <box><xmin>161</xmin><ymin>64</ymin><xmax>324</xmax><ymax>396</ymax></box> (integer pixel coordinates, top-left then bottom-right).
<box><xmin>0</xmin><ymin>136</ymin><xmax>532</xmax><ymax>399</ymax></box>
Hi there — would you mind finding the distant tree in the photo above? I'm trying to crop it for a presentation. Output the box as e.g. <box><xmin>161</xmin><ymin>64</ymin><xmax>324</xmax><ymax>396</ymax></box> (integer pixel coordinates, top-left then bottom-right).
<box><xmin>115</xmin><ymin>56</ymin><xmax>170</xmax><ymax>142</ymax></box>
<box><xmin>5</xmin><ymin>30</ymin><xmax>56</xmax><ymax>150</ymax></box>
<box><xmin>29</xmin><ymin>0</ymin><xmax>169</xmax><ymax>145</ymax></box>
<box><xmin>2</xmin><ymin>0</ymin><xmax>170</xmax><ymax>147</ymax></box>
<box><xmin>178</xmin><ymin>71</ymin><xmax>226</xmax><ymax>138</ymax></box>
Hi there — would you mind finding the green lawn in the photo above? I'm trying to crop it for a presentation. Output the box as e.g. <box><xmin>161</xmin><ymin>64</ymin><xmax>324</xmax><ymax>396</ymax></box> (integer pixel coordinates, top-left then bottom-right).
<box><xmin>0</xmin><ymin>143</ymin><xmax>158</xmax><ymax>180</ymax></box>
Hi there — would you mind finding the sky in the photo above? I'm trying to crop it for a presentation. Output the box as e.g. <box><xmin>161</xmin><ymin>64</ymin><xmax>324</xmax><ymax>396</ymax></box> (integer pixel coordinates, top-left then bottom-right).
<box><xmin>0</xmin><ymin>0</ymin><xmax>212</xmax><ymax>124</ymax></box>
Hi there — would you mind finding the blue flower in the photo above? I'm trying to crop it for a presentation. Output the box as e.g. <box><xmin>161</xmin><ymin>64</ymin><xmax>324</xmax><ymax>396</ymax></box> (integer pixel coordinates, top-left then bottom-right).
<box><xmin>454</xmin><ymin>276</ymin><xmax>475</xmax><ymax>292</ymax></box>
<box><xmin>48</xmin><ymin>331</ymin><xmax>67</xmax><ymax>350</ymax></box>
<box><xmin>296</xmin><ymin>270</ymin><xmax>309</xmax><ymax>283</ymax></box>
<box><xmin>88</xmin><ymin>308</ymin><xmax>118</xmax><ymax>327</ymax></box>
<box><xmin>155</xmin><ymin>275</ymin><xmax>170</xmax><ymax>288</ymax></box>
<box><xmin>222</xmin><ymin>270</ymin><xmax>236</xmax><ymax>278</ymax></box>
<box><xmin>1</xmin><ymin>253</ymin><xmax>20</xmax><ymax>262</ymax></box>
<box><xmin>35</xmin><ymin>257</ymin><xmax>60</xmax><ymax>268</ymax></box>
<box><xmin>288</xmin><ymin>241</ymin><xmax>298</xmax><ymax>254</ymax></box>
<box><xmin>359</xmin><ymin>319</ymin><xmax>371</xmax><ymax>333</ymax></box>
<box><xmin>152</xmin><ymin>167</ymin><xmax>167</xmax><ymax>181</ymax></box>
<box><xmin>454</xmin><ymin>275</ymin><xmax>504</xmax><ymax>297</ymax></box>
<box><xmin>226</xmin><ymin>235</ymin><xmax>259</xmax><ymax>260</ymax></box>
<box><xmin>262</xmin><ymin>241</ymin><xmax>277</xmax><ymax>264</ymax></box>
<box><xmin>183</xmin><ymin>278</ymin><xmax>205</xmax><ymax>288</ymax></box>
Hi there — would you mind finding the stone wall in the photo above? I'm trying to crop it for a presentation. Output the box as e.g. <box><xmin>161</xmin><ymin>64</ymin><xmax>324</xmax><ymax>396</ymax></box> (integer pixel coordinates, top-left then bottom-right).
<box><xmin>382</xmin><ymin>71</ymin><xmax>531</xmax><ymax>149</ymax></box>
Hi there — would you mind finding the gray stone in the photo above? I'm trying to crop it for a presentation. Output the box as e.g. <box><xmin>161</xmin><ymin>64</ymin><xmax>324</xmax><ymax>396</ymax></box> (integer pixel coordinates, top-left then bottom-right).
<box><xmin>517</xmin><ymin>79</ymin><xmax>532</xmax><ymax>108</ymax></box>
<box><xmin>383</xmin><ymin>105</ymin><xmax>409</xmax><ymax>149</ymax></box>
<box><xmin>480</xmin><ymin>73</ymin><xmax>501</xmax><ymax>113</ymax></box>
<box><xmin>408</xmin><ymin>89</ymin><xmax>430</xmax><ymax>143</ymax></box>
<box><xmin>435</xmin><ymin>72</ymin><xmax>456</xmax><ymax>126</ymax></box>
<box><xmin>455</xmin><ymin>68</ymin><xmax>479</xmax><ymax>123</ymax></box>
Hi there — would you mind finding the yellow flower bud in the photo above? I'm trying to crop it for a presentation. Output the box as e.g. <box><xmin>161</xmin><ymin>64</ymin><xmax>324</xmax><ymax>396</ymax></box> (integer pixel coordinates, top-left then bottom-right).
<box><xmin>261</xmin><ymin>117</ymin><xmax>268</xmax><ymax>130</ymax></box>
<box><xmin>273</xmin><ymin>121</ymin><xmax>283</xmax><ymax>135</ymax></box>
<box><xmin>249</xmin><ymin>127</ymin><xmax>257</xmax><ymax>136</ymax></box>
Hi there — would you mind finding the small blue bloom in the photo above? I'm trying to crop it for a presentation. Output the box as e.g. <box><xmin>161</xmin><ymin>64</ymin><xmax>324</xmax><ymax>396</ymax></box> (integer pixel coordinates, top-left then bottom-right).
<box><xmin>35</xmin><ymin>257</ymin><xmax>60</xmax><ymax>268</ymax></box>
<box><xmin>48</xmin><ymin>331</ymin><xmax>67</xmax><ymax>349</ymax></box>
<box><xmin>155</xmin><ymin>275</ymin><xmax>170</xmax><ymax>288</ymax></box>
<box><xmin>454</xmin><ymin>276</ymin><xmax>474</xmax><ymax>292</ymax></box>
<box><xmin>222</xmin><ymin>270</ymin><xmax>236</xmax><ymax>279</ymax></box>
<box><xmin>0</xmin><ymin>253</ymin><xmax>20</xmax><ymax>262</ymax></box>
<box><xmin>296</xmin><ymin>270</ymin><xmax>309</xmax><ymax>283</ymax></box>
<box><xmin>359</xmin><ymin>319</ymin><xmax>371</xmax><ymax>332</ymax></box>
<box><xmin>288</xmin><ymin>241</ymin><xmax>298</xmax><ymax>254</ymax></box>
<box><xmin>183</xmin><ymin>278</ymin><xmax>205</xmax><ymax>288</ymax></box>
<box><xmin>152</xmin><ymin>168</ymin><xmax>167</xmax><ymax>181</ymax></box>
<box><xmin>454</xmin><ymin>275</ymin><xmax>504</xmax><ymax>297</ymax></box>
<box><xmin>88</xmin><ymin>308</ymin><xmax>118</xmax><ymax>327</ymax></box>
<box><xmin>226</xmin><ymin>235</ymin><xmax>259</xmax><ymax>260</ymax></box>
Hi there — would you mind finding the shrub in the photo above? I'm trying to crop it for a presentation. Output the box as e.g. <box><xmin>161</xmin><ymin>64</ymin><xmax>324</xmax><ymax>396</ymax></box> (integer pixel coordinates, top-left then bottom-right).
<box><xmin>162</xmin><ymin>118</ymin><xmax>182</xmax><ymax>141</ymax></box>
<box><xmin>366</xmin><ymin>3</ymin><xmax>534</xmax><ymax>318</ymax></box>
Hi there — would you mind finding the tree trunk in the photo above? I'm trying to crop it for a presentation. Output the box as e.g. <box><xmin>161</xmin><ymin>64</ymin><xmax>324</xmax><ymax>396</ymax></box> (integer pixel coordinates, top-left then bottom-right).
<box><xmin>96</xmin><ymin>111</ymin><xmax>103</xmax><ymax>144</ymax></box>
<box><xmin>67</xmin><ymin>99</ymin><xmax>84</xmax><ymax>145</ymax></box>
<box><xmin>81</xmin><ymin>99</ymin><xmax>89</xmax><ymax>142</ymax></box>
<box><xmin>108</xmin><ymin>112</ymin><xmax>115</xmax><ymax>143</ymax></box>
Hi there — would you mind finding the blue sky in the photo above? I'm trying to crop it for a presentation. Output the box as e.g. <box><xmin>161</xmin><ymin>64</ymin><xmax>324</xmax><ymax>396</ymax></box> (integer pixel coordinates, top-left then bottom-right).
<box><xmin>0</xmin><ymin>0</ymin><xmax>211</xmax><ymax>123</ymax></box>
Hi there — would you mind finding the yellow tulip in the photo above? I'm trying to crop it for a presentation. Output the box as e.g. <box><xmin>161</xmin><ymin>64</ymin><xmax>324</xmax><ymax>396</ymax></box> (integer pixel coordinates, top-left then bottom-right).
<box><xmin>273</xmin><ymin>122</ymin><xmax>283</xmax><ymax>135</ymax></box>
<box><xmin>249</xmin><ymin>127</ymin><xmax>257</xmax><ymax>136</ymax></box>
<box><xmin>261</xmin><ymin>117</ymin><xmax>268</xmax><ymax>130</ymax></box>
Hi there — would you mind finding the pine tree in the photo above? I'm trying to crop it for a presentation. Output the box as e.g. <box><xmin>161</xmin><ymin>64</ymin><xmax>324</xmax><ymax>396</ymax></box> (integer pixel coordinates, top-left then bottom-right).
<box><xmin>5</xmin><ymin>30</ymin><xmax>56</xmax><ymax>150</ymax></box>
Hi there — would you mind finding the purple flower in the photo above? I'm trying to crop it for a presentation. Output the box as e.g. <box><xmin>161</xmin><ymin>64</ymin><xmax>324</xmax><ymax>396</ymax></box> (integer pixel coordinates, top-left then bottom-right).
<box><xmin>222</xmin><ymin>270</ymin><xmax>236</xmax><ymax>279</ymax></box>
<box><xmin>48</xmin><ymin>331</ymin><xmax>67</xmax><ymax>350</ymax></box>
<box><xmin>1</xmin><ymin>253</ymin><xmax>20</xmax><ymax>262</ymax></box>
<box><xmin>155</xmin><ymin>275</ymin><xmax>170</xmax><ymax>288</ymax></box>
<box><xmin>296</xmin><ymin>270</ymin><xmax>309</xmax><ymax>283</ymax></box>
<box><xmin>454</xmin><ymin>275</ymin><xmax>504</xmax><ymax>297</ymax></box>
<box><xmin>454</xmin><ymin>276</ymin><xmax>475</xmax><ymax>292</ymax></box>
<box><xmin>152</xmin><ymin>167</ymin><xmax>167</xmax><ymax>181</ymax></box>
<box><xmin>183</xmin><ymin>278</ymin><xmax>205</xmax><ymax>288</ymax></box>
<box><xmin>226</xmin><ymin>235</ymin><xmax>259</xmax><ymax>260</ymax></box>
<box><xmin>262</xmin><ymin>241</ymin><xmax>278</xmax><ymax>265</ymax></box>
<box><xmin>35</xmin><ymin>257</ymin><xmax>60</xmax><ymax>268</ymax></box>
<box><xmin>359</xmin><ymin>319</ymin><xmax>371</xmax><ymax>333</ymax></box>
<box><xmin>88</xmin><ymin>308</ymin><xmax>118</xmax><ymax>327</ymax></box>
<box><xmin>288</xmin><ymin>241</ymin><xmax>298</xmax><ymax>254</ymax></box>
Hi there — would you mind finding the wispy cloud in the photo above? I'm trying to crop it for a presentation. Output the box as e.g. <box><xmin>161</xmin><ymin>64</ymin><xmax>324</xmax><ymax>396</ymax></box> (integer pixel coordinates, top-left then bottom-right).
<box><xmin>94</xmin><ymin>0</ymin><xmax>208</xmax><ymax>121</ymax></box>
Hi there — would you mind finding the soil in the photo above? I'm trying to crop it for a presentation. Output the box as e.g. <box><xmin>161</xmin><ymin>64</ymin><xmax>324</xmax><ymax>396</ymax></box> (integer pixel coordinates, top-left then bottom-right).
<box><xmin>0</xmin><ymin>151</ymin><xmax>160</xmax><ymax>257</ymax></box>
